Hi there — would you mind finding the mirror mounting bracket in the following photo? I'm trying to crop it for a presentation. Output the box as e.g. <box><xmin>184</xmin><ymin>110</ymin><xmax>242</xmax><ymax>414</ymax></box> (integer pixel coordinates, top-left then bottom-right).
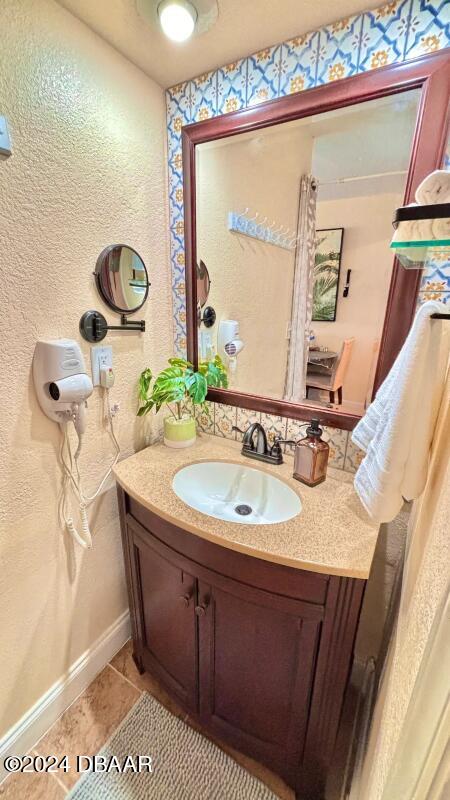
<box><xmin>198</xmin><ymin>305</ymin><xmax>216</xmax><ymax>328</ymax></box>
<box><xmin>79</xmin><ymin>310</ymin><xmax>145</xmax><ymax>343</ymax></box>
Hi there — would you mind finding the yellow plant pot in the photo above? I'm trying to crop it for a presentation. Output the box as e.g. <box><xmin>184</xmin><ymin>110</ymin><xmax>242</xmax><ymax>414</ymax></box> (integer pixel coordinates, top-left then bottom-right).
<box><xmin>163</xmin><ymin>416</ymin><xmax>196</xmax><ymax>449</ymax></box>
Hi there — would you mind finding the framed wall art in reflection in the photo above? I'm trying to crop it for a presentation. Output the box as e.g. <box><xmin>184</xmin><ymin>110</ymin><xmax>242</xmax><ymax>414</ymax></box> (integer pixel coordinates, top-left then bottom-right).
<box><xmin>312</xmin><ymin>228</ymin><xmax>344</xmax><ymax>322</ymax></box>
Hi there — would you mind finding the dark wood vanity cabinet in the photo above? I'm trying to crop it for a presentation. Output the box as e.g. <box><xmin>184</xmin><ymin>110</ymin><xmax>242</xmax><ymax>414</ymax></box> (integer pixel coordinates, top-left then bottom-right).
<box><xmin>136</xmin><ymin>539</ymin><xmax>198</xmax><ymax>711</ymax></box>
<box><xmin>117</xmin><ymin>487</ymin><xmax>365</xmax><ymax>799</ymax></box>
<box><xmin>197</xmin><ymin>577</ymin><xmax>321</xmax><ymax>788</ymax></box>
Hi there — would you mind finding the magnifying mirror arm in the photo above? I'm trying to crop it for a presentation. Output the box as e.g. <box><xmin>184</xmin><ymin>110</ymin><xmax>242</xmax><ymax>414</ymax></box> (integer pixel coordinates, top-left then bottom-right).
<box><xmin>79</xmin><ymin>310</ymin><xmax>145</xmax><ymax>343</ymax></box>
<box><xmin>111</xmin><ymin>314</ymin><xmax>145</xmax><ymax>332</ymax></box>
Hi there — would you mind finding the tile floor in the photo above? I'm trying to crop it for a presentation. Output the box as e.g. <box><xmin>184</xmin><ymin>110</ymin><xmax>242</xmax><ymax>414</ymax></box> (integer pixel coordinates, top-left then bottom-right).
<box><xmin>0</xmin><ymin>640</ymin><xmax>293</xmax><ymax>799</ymax></box>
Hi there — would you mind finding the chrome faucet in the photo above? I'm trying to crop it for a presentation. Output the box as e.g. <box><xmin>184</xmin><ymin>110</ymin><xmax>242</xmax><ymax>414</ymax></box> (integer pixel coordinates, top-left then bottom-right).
<box><xmin>232</xmin><ymin>423</ymin><xmax>295</xmax><ymax>465</ymax></box>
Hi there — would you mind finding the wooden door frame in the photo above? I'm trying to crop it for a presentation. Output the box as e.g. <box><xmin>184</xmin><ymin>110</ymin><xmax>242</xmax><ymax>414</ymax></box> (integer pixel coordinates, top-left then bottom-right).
<box><xmin>182</xmin><ymin>51</ymin><xmax>450</xmax><ymax>430</ymax></box>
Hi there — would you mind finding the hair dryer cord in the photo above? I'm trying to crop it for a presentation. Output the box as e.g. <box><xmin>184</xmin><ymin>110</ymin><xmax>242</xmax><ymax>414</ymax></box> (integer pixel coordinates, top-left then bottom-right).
<box><xmin>59</xmin><ymin>388</ymin><xmax>120</xmax><ymax>549</ymax></box>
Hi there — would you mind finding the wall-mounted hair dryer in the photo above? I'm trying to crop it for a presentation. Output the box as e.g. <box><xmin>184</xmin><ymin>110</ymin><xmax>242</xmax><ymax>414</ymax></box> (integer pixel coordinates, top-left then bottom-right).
<box><xmin>33</xmin><ymin>340</ymin><xmax>93</xmax><ymax>434</ymax></box>
<box><xmin>33</xmin><ymin>339</ymin><xmax>119</xmax><ymax>550</ymax></box>
<box><xmin>217</xmin><ymin>320</ymin><xmax>244</xmax><ymax>373</ymax></box>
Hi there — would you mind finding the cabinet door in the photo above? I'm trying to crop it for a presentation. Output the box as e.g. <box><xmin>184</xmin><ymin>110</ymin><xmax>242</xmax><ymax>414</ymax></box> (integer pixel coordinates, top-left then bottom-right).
<box><xmin>197</xmin><ymin>577</ymin><xmax>322</xmax><ymax>785</ymax></box>
<box><xmin>133</xmin><ymin>530</ymin><xmax>198</xmax><ymax>712</ymax></box>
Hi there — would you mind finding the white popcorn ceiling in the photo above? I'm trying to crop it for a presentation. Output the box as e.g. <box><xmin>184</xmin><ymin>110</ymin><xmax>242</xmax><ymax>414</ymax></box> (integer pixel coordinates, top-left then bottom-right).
<box><xmin>56</xmin><ymin>0</ymin><xmax>383</xmax><ymax>88</ymax></box>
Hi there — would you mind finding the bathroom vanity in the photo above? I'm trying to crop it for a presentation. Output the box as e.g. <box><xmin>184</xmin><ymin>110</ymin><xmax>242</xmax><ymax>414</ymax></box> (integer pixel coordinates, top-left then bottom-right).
<box><xmin>114</xmin><ymin>435</ymin><xmax>378</xmax><ymax>799</ymax></box>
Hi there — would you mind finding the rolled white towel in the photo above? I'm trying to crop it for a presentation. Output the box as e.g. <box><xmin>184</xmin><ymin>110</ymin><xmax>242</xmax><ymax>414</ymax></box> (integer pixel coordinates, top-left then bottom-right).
<box><xmin>415</xmin><ymin>170</ymin><xmax>450</xmax><ymax>205</ymax></box>
<box><xmin>410</xmin><ymin>218</ymin><xmax>433</xmax><ymax>241</ymax></box>
<box><xmin>392</xmin><ymin>218</ymin><xmax>432</xmax><ymax>244</ymax></box>
<box><xmin>391</xmin><ymin>219</ymin><xmax>415</xmax><ymax>243</ymax></box>
<box><xmin>431</xmin><ymin>216</ymin><xmax>450</xmax><ymax>240</ymax></box>
<box><xmin>391</xmin><ymin>172</ymin><xmax>450</xmax><ymax>245</ymax></box>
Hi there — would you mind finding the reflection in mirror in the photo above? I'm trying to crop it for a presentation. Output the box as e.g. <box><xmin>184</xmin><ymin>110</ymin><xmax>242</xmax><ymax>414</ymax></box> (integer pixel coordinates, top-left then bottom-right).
<box><xmin>196</xmin><ymin>89</ymin><xmax>420</xmax><ymax>416</ymax></box>
<box><xmin>197</xmin><ymin>259</ymin><xmax>211</xmax><ymax>307</ymax></box>
<box><xmin>95</xmin><ymin>245</ymin><xmax>149</xmax><ymax>313</ymax></box>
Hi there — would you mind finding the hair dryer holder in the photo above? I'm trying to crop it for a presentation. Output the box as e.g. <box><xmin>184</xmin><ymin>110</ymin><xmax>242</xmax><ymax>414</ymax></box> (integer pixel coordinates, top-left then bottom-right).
<box><xmin>33</xmin><ymin>339</ymin><xmax>93</xmax><ymax>430</ymax></box>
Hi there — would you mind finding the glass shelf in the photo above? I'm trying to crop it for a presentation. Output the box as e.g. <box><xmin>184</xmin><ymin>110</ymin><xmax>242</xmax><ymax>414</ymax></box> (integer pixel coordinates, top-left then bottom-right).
<box><xmin>390</xmin><ymin>241</ymin><xmax>450</xmax><ymax>269</ymax></box>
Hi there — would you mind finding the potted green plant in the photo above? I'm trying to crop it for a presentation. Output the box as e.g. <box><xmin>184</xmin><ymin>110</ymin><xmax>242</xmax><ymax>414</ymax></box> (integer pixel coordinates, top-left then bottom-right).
<box><xmin>137</xmin><ymin>355</ymin><xmax>228</xmax><ymax>448</ymax></box>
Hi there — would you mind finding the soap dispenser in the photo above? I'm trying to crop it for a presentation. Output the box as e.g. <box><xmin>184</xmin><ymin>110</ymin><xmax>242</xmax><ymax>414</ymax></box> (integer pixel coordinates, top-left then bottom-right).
<box><xmin>293</xmin><ymin>419</ymin><xmax>329</xmax><ymax>486</ymax></box>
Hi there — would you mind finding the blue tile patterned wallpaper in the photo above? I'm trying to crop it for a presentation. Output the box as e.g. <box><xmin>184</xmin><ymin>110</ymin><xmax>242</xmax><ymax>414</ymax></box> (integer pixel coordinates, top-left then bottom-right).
<box><xmin>165</xmin><ymin>0</ymin><xmax>450</xmax><ymax>471</ymax></box>
<box><xmin>419</xmin><ymin>255</ymin><xmax>450</xmax><ymax>306</ymax></box>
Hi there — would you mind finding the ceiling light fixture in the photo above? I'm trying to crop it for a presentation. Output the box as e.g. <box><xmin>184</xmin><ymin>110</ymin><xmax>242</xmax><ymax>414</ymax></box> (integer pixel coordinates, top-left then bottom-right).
<box><xmin>158</xmin><ymin>0</ymin><xmax>198</xmax><ymax>42</ymax></box>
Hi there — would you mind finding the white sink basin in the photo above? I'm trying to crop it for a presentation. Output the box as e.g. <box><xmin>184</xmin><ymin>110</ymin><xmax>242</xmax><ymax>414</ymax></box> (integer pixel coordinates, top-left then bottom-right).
<box><xmin>172</xmin><ymin>461</ymin><xmax>302</xmax><ymax>525</ymax></box>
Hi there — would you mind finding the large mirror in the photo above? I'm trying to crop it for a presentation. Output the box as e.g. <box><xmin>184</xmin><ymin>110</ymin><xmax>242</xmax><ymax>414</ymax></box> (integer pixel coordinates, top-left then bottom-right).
<box><xmin>95</xmin><ymin>244</ymin><xmax>149</xmax><ymax>313</ymax></box>
<box><xmin>183</xmin><ymin>55</ymin><xmax>449</xmax><ymax>427</ymax></box>
<box><xmin>195</xmin><ymin>91</ymin><xmax>420</xmax><ymax>417</ymax></box>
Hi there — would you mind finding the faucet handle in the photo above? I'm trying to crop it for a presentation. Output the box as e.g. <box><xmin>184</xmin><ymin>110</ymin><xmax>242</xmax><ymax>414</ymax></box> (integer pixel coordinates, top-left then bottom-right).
<box><xmin>270</xmin><ymin>437</ymin><xmax>296</xmax><ymax>456</ymax></box>
<box><xmin>232</xmin><ymin>425</ymin><xmax>246</xmax><ymax>436</ymax></box>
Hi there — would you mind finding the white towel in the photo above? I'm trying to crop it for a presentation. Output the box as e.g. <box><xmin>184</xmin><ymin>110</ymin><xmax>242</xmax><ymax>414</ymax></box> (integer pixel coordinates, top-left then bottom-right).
<box><xmin>415</xmin><ymin>169</ymin><xmax>450</xmax><ymax>205</ymax></box>
<box><xmin>391</xmin><ymin>171</ymin><xmax>450</xmax><ymax>247</ymax></box>
<box><xmin>391</xmin><ymin>216</ymin><xmax>450</xmax><ymax>245</ymax></box>
<box><xmin>352</xmin><ymin>300</ymin><xmax>449</xmax><ymax>523</ymax></box>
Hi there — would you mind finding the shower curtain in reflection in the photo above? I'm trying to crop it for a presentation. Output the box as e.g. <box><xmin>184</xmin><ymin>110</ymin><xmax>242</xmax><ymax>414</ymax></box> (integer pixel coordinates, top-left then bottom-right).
<box><xmin>284</xmin><ymin>175</ymin><xmax>318</xmax><ymax>402</ymax></box>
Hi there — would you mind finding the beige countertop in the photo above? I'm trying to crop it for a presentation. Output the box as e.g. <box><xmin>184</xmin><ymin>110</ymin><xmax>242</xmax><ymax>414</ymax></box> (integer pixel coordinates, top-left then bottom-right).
<box><xmin>113</xmin><ymin>434</ymin><xmax>378</xmax><ymax>580</ymax></box>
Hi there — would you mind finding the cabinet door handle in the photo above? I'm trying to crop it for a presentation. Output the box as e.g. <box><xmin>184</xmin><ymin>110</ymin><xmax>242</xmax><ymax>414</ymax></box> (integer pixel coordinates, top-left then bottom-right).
<box><xmin>195</xmin><ymin>601</ymin><xmax>209</xmax><ymax>617</ymax></box>
<box><xmin>179</xmin><ymin>593</ymin><xmax>191</xmax><ymax>608</ymax></box>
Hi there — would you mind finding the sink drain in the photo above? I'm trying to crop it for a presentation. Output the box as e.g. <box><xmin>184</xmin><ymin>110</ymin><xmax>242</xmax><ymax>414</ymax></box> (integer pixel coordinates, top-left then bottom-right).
<box><xmin>235</xmin><ymin>504</ymin><xmax>252</xmax><ymax>516</ymax></box>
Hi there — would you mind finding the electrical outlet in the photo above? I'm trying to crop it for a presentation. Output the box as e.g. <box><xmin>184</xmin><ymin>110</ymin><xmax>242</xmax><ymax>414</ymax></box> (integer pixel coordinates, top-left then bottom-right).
<box><xmin>0</xmin><ymin>116</ymin><xmax>12</xmax><ymax>157</ymax></box>
<box><xmin>90</xmin><ymin>344</ymin><xmax>113</xmax><ymax>387</ymax></box>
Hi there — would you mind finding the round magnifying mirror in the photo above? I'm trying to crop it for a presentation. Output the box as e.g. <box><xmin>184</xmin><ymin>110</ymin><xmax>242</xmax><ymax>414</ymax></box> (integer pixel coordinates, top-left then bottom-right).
<box><xmin>196</xmin><ymin>259</ymin><xmax>211</xmax><ymax>308</ymax></box>
<box><xmin>95</xmin><ymin>245</ymin><xmax>150</xmax><ymax>314</ymax></box>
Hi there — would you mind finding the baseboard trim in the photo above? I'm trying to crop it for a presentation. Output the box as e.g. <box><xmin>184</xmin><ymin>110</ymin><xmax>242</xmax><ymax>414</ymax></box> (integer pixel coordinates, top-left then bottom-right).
<box><xmin>0</xmin><ymin>611</ymin><xmax>130</xmax><ymax>782</ymax></box>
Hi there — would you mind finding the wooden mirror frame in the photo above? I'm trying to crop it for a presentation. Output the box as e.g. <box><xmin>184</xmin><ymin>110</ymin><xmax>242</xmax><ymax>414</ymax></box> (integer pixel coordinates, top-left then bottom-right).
<box><xmin>183</xmin><ymin>52</ymin><xmax>450</xmax><ymax>430</ymax></box>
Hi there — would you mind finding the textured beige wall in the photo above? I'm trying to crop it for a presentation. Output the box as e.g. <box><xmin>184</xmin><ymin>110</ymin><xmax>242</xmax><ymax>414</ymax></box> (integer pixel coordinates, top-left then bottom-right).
<box><xmin>0</xmin><ymin>0</ymin><xmax>171</xmax><ymax>737</ymax></box>
<box><xmin>314</xmin><ymin>190</ymin><xmax>403</xmax><ymax>413</ymax></box>
<box><xmin>197</xmin><ymin>127</ymin><xmax>313</xmax><ymax>398</ymax></box>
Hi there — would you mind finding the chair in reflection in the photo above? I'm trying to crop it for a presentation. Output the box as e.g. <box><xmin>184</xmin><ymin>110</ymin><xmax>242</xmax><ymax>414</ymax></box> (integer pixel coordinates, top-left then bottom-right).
<box><xmin>306</xmin><ymin>337</ymin><xmax>355</xmax><ymax>405</ymax></box>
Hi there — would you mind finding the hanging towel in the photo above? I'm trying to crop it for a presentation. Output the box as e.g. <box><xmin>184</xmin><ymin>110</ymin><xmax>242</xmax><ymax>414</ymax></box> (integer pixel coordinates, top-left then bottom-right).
<box><xmin>352</xmin><ymin>300</ymin><xmax>449</xmax><ymax>523</ymax></box>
